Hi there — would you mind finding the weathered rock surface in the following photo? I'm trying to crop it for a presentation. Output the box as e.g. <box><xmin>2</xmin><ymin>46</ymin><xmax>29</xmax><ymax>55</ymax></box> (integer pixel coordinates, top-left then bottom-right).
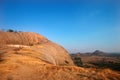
<box><xmin>0</xmin><ymin>31</ymin><xmax>74</xmax><ymax>66</ymax></box>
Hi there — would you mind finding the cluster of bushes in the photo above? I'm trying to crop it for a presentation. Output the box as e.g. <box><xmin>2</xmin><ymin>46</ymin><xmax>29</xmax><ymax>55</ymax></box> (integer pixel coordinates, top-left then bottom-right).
<box><xmin>7</xmin><ymin>29</ymin><xmax>22</xmax><ymax>32</ymax></box>
<box><xmin>72</xmin><ymin>57</ymin><xmax>83</xmax><ymax>67</ymax></box>
<box><xmin>0</xmin><ymin>29</ymin><xmax>21</xmax><ymax>33</ymax></box>
<box><xmin>90</xmin><ymin>61</ymin><xmax>120</xmax><ymax>71</ymax></box>
<box><xmin>71</xmin><ymin>55</ymin><xmax>120</xmax><ymax>71</ymax></box>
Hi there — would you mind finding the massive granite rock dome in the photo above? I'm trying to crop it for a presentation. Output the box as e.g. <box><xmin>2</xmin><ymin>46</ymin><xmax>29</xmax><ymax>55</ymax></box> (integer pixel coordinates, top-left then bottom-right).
<box><xmin>0</xmin><ymin>31</ymin><xmax>120</xmax><ymax>80</ymax></box>
<box><xmin>0</xmin><ymin>31</ymin><xmax>74</xmax><ymax>66</ymax></box>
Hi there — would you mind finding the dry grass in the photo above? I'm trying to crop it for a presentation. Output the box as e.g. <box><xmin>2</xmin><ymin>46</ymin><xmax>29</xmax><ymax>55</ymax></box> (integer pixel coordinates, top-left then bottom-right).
<box><xmin>0</xmin><ymin>47</ymin><xmax>120</xmax><ymax>80</ymax></box>
<box><xmin>0</xmin><ymin>64</ymin><xmax>120</xmax><ymax>80</ymax></box>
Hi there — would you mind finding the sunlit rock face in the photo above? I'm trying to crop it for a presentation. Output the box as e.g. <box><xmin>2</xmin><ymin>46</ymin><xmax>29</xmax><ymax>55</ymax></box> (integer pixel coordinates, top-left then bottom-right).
<box><xmin>0</xmin><ymin>31</ymin><xmax>74</xmax><ymax>66</ymax></box>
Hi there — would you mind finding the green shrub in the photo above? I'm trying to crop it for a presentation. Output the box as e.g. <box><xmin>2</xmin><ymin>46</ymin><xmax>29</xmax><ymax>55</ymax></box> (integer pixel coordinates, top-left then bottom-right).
<box><xmin>74</xmin><ymin>57</ymin><xmax>83</xmax><ymax>66</ymax></box>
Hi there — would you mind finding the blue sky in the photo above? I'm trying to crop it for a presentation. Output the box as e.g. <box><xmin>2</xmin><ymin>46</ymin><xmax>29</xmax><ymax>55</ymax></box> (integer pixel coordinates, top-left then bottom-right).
<box><xmin>0</xmin><ymin>0</ymin><xmax>120</xmax><ymax>53</ymax></box>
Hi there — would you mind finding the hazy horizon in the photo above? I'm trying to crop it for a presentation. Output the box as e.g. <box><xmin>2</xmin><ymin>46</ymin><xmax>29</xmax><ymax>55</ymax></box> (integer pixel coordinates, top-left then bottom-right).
<box><xmin>0</xmin><ymin>0</ymin><xmax>120</xmax><ymax>53</ymax></box>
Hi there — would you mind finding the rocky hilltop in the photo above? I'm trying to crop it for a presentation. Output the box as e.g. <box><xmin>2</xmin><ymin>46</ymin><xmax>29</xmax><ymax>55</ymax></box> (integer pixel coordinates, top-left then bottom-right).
<box><xmin>0</xmin><ymin>31</ymin><xmax>47</xmax><ymax>46</ymax></box>
<box><xmin>0</xmin><ymin>31</ymin><xmax>120</xmax><ymax>80</ymax></box>
<box><xmin>0</xmin><ymin>31</ymin><xmax>74</xmax><ymax>66</ymax></box>
<box><xmin>92</xmin><ymin>50</ymin><xmax>107</xmax><ymax>56</ymax></box>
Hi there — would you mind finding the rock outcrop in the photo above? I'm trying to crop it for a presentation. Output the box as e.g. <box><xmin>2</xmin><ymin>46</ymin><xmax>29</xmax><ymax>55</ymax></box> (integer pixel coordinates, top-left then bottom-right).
<box><xmin>0</xmin><ymin>31</ymin><xmax>74</xmax><ymax>66</ymax></box>
<box><xmin>0</xmin><ymin>31</ymin><xmax>120</xmax><ymax>80</ymax></box>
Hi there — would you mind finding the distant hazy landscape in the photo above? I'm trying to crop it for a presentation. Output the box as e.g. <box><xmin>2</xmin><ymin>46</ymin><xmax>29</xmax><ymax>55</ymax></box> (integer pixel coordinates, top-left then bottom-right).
<box><xmin>71</xmin><ymin>50</ymin><xmax>120</xmax><ymax>71</ymax></box>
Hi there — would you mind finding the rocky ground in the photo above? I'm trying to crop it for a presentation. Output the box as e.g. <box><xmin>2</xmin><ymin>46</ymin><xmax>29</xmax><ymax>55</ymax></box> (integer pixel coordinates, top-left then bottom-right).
<box><xmin>0</xmin><ymin>31</ymin><xmax>120</xmax><ymax>80</ymax></box>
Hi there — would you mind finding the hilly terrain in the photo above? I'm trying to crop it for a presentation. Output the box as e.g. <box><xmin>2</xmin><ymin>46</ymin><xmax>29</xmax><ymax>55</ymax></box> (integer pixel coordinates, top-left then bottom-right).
<box><xmin>71</xmin><ymin>51</ymin><xmax>120</xmax><ymax>71</ymax></box>
<box><xmin>0</xmin><ymin>31</ymin><xmax>120</xmax><ymax>80</ymax></box>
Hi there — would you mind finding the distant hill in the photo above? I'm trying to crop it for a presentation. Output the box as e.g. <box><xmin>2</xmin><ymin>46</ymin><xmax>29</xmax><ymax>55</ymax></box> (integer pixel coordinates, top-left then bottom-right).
<box><xmin>92</xmin><ymin>50</ymin><xmax>107</xmax><ymax>56</ymax></box>
<box><xmin>71</xmin><ymin>50</ymin><xmax>108</xmax><ymax>56</ymax></box>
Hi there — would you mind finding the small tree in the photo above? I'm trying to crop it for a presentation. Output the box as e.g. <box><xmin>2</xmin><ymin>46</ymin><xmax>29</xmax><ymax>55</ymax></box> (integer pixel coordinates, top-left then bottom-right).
<box><xmin>74</xmin><ymin>57</ymin><xmax>83</xmax><ymax>66</ymax></box>
<box><xmin>7</xmin><ymin>29</ymin><xmax>14</xmax><ymax>32</ymax></box>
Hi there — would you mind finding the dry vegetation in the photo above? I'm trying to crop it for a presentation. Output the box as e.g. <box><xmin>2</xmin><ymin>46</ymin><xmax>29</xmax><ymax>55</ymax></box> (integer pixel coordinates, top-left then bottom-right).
<box><xmin>0</xmin><ymin>46</ymin><xmax>119</xmax><ymax>80</ymax></box>
<box><xmin>0</xmin><ymin>53</ymin><xmax>120</xmax><ymax>80</ymax></box>
<box><xmin>71</xmin><ymin>53</ymin><xmax>120</xmax><ymax>71</ymax></box>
